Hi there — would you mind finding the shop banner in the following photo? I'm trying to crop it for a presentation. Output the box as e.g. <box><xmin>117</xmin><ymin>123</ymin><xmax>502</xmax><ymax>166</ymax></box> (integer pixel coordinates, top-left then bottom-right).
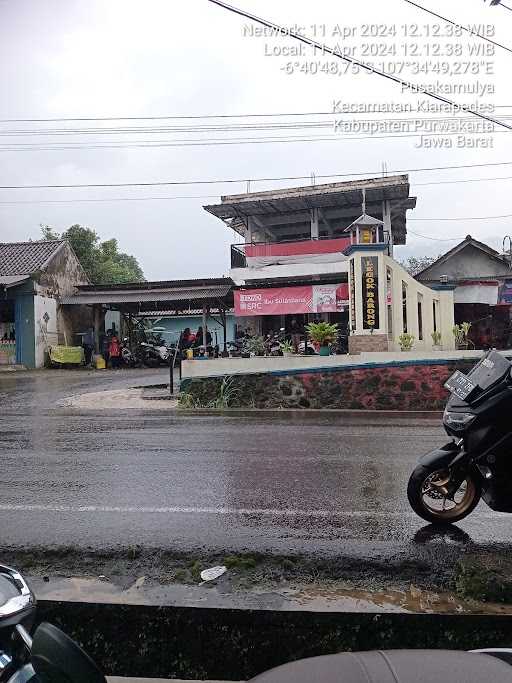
<box><xmin>362</xmin><ymin>256</ymin><xmax>380</xmax><ymax>329</ymax></box>
<box><xmin>235</xmin><ymin>284</ymin><xmax>349</xmax><ymax>316</ymax></box>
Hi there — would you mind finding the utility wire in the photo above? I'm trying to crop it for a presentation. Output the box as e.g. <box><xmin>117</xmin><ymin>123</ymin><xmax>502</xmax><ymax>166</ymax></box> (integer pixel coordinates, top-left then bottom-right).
<box><xmin>3</xmin><ymin>160</ymin><xmax>512</xmax><ymax>189</ymax></box>
<box><xmin>0</xmin><ymin>128</ymin><xmax>508</xmax><ymax>152</ymax></box>
<box><xmin>0</xmin><ymin>173</ymin><xmax>511</xmax><ymax>195</ymax></box>
<box><xmin>207</xmin><ymin>0</ymin><xmax>512</xmax><ymax>132</ymax></box>
<box><xmin>402</xmin><ymin>0</ymin><xmax>512</xmax><ymax>54</ymax></box>
<box><xmin>408</xmin><ymin>230</ymin><xmax>465</xmax><ymax>240</ymax></box>
<box><xmin>4</xmin><ymin>106</ymin><xmax>512</xmax><ymax>124</ymax></box>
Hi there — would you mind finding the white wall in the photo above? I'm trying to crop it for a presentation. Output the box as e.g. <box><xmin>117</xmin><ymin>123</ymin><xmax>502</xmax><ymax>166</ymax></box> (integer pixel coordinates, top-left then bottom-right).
<box><xmin>231</xmin><ymin>260</ymin><xmax>348</xmax><ymax>286</ymax></box>
<box><xmin>33</xmin><ymin>295</ymin><xmax>58</xmax><ymax>368</ymax></box>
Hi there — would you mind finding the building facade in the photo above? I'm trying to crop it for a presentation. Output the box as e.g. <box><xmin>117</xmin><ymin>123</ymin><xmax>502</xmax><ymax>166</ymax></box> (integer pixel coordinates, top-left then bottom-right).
<box><xmin>0</xmin><ymin>240</ymin><xmax>89</xmax><ymax>368</ymax></box>
<box><xmin>204</xmin><ymin>175</ymin><xmax>454</xmax><ymax>352</ymax></box>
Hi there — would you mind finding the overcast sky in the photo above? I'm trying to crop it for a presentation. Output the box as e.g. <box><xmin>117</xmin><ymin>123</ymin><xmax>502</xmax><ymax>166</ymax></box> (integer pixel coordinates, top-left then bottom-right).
<box><xmin>1</xmin><ymin>0</ymin><xmax>511</xmax><ymax>279</ymax></box>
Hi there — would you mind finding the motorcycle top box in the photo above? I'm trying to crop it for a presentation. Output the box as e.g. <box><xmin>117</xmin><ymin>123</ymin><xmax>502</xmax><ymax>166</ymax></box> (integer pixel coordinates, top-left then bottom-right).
<box><xmin>408</xmin><ymin>350</ymin><xmax>512</xmax><ymax>524</ymax></box>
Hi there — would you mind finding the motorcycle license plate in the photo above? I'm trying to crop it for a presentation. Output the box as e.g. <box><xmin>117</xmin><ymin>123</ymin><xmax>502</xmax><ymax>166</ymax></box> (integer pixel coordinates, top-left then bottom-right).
<box><xmin>444</xmin><ymin>370</ymin><xmax>478</xmax><ymax>401</ymax></box>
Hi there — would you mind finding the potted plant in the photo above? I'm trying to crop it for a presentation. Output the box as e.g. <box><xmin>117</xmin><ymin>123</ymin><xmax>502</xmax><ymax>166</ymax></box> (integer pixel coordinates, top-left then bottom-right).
<box><xmin>399</xmin><ymin>332</ymin><xmax>415</xmax><ymax>351</ymax></box>
<box><xmin>243</xmin><ymin>335</ymin><xmax>266</xmax><ymax>357</ymax></box>
<box><xmin>306</xmin><ymin>321</ymin><xmax>338</xmax><ymax>356</ymax></box>
<box><xmin>453</xmin><ymin>322</ymin><xmax>471</xmax><ymax>350</ymax></box>
<box><xmin>279</xmin><ymin>339</ymin><xmax>294</xmax><ymax>358</ymax></box>
<box><xmin>431</xmin><ymin>330</ymin><xmax>442</xmax><ymax>350</ymax></box>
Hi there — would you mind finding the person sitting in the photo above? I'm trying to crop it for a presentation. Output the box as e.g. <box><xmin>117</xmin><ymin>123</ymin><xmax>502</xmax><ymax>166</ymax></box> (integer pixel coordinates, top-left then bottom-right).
<box><xmin>194</xmin><ymin>326</ymin><xmax>212</xmax><ymax>349</ymax></box>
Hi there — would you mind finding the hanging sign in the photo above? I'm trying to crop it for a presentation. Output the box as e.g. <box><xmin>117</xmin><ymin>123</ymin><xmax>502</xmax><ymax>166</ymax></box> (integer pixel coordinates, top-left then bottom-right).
<box><xmin>362</xmin><ymin>257</ymin><xmax>379</xmax><ymax>330</ymax></box>
<box><xmin>235</xmin><ymin>284</ymin><xmax>348</xmax><ymax>316</ymax></box>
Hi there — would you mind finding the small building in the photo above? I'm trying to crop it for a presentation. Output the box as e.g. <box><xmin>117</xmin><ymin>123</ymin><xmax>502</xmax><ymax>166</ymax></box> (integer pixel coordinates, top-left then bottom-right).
<box><xmin>0</xmin><ymin>240</ymin><xmax>89</xmax><ymax>367</ymax></box>
<box><xmin>204</xmin><ymin>175</ymin><xmax>454</xmax><ymax>352</ymax></box>
<box><xmin>417</xmin><ymin>235</ymin><xmax>512</xmax><ymax>349</ymax></box>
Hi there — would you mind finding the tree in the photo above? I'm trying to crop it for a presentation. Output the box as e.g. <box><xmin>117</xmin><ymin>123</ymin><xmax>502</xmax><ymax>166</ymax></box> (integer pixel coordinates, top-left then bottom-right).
<box><xmin>399</xmin><ymin>255</ymin><xmax>440</xmax><ymax>277</ymax></box>
<box><xmin>39</xmin><ymin>224</ymin><xmax>145</xmax><ymax>284</ymax></box>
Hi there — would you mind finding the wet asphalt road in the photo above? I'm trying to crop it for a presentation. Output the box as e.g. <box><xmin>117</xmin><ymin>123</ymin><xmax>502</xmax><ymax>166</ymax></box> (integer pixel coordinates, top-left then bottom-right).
<box><xmin>0</xmin><ymin>369</ymin><xmax>510</xmax><ymax>559</ymax></box>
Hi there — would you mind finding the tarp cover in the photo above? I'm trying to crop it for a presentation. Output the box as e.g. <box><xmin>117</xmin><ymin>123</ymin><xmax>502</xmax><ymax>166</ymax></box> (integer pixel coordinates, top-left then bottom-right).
<box><xmin>49</xmin><ymin>345</ymin><xmax>84</xmax><ymax>364</ymax></box>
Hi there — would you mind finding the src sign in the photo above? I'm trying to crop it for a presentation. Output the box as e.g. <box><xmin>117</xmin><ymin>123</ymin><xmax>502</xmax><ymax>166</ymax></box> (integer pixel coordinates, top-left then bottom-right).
<box><xmin>362</xmin><ymin>257</ymin><xmax>379</xmax><ymax>330</ymax></box>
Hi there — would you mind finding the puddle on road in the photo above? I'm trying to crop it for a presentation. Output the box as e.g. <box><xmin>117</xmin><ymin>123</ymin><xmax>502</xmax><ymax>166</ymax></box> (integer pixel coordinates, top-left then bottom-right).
<box><xmin>30</xmin><ymin>576</ymin><xmax>512</xmax><ymax>614</ymax></box>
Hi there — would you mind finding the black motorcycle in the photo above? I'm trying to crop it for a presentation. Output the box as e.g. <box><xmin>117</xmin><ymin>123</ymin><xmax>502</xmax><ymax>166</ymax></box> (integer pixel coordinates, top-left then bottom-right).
<box><xmin>0</xmin><ymin>564</ymin><xmax>105</xmax><ymax>682</ymax></box>
<box><xmin>408</xmin><ymin>349</ymin><xmax>512</xmax><ymax>524</ymax></box>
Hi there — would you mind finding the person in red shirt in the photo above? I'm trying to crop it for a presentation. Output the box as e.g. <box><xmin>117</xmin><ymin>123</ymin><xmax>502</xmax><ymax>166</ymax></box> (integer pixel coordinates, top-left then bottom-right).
<box><xmin>108</xmin><ymin>334</ymin><xmax>121</xmax><ymax>368</ymax></box>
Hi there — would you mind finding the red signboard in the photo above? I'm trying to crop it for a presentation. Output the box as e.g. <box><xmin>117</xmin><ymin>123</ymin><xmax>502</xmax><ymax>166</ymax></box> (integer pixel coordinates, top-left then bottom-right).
<box><xmin>244</xmin><ymin>237</ymin><xmax>350</xmax><ymax>258</ymax></box>
<box><xmin>235</xmin><ymin>284</ymin><xmax>349</xmax><ymax>316</ymax></box>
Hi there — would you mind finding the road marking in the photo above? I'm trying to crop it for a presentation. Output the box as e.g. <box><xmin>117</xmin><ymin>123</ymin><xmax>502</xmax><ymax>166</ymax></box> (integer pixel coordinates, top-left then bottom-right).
<box><xmin>0</xmin><ymin>504</ymin><xmax>505</xmax><ymax>519</ymax></box>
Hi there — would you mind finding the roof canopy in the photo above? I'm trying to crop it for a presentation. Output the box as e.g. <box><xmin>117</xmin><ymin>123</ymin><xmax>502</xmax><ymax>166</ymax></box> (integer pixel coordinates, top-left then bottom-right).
<box><xmin>204</xmin><ymin>175</ymin><xmax>416</xmax><ymax>245</ymax></box>
<box><xmin>61</xmin><ymin>278</ymin><xmax>234</xmax><ymax>312</ymax></box>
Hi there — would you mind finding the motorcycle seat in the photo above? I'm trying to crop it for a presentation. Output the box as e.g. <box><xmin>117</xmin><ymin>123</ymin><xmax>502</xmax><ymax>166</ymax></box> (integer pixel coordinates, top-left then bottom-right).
<box><xmin>250</xmin><ymin>649</ymin><xmax>512</xmax><ymax>682</ymax></box>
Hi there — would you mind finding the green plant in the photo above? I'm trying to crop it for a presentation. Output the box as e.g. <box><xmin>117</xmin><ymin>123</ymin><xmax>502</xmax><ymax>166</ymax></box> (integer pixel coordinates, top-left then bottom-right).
<box><xmin>398</xmin><ymin>332</ymin><xmax>415</xmax><ymax>351</ymax></box>
<box><xmin>306</xmin><ymin>321</ymin><xmax>338</xmax><ymax>346</ymax></box>
<box><xmin>453</xmin><ymin>322</ymin><xmax>472</xmax><ymax>346</ymax></box>
<box><xmin>178</xmin><ymin>392</ymin><xmax>196</xmax><ymax>408</ymax></box>
<box><xmin>431</xmin><ymin>330</ymin><xmax>442</xmax><ymax>346</ymax></box>
<box><xmin>279</xmin><ymin>339</ymin><xmax>294</xmax><ymax>353</ymax></box>
<box><xmin>210</xmin><ymin>375</ymin><xmax>241</xmax><ymax>409</ymax></box>
<box><xmin>243</xmin><ymin>335</ymin><xmax>266</xmax><ymax>356</ymax></box>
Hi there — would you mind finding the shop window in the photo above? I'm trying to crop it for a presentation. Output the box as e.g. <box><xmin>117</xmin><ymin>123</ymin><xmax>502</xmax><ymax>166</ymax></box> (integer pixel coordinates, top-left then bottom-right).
<box><xmin>417</xmin><ymin>294</ymin><xmax>423</xmax><ymax>340</ymax></box>
<box><xmin>433</xmin><ymin>300</ymin><xmax>438</xmax><ymax>333</ymax></box>
<box><xmin>402</xmin><ymin>282</ymin><xmax>408</xmax><ymax>333</ymax></box>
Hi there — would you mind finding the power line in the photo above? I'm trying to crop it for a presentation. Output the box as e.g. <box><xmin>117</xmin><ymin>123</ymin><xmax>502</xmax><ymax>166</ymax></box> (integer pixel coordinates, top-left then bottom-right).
<box><xmin>414</xmin><ymin>174</ymin><xmax>512</xmax><ymax>186</ymax></box>
<box><xmin>410</xmin><ymin>212</ymin><xmax>512</xmax><ymax>221</ymax></box>
<box><xmin>403</xmin><ymin>0</ymin><xmax>512</xmax><ymax>54</ymax></box>
<box><xmin>408</xmin><ymin>230</ymin><xmax>465</xmax><ymax>241</ymax></box>
<box><xmin>5</xmin><ymin>106</ymin><xmax>512</xmax><ymax>124</ymax></box>
<box><xmin>3</xmin><ymin>159</ymin><xmax>512</xmax><ymax>189</ymax></box>
<box><xmin>208</xmin><ymin>0</ymin><xmax>512</xmax><ymax>132</ymax></box>
<box><xmin>0</xmin><ymin>129</ymin><xmax>508</xmax><ymax>153</ymax></box>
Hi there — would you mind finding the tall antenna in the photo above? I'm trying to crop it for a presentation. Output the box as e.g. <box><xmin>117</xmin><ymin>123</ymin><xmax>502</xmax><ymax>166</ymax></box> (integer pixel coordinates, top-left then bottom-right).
<box><xmin>311</xmin><ymin>171</ymin><xmax>316</xmax><ymax>186</ymax></box>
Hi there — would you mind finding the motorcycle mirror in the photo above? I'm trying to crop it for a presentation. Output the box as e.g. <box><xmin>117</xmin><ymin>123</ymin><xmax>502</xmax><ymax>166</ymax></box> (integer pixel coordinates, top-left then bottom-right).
<box><xmin>31</xmin><ymin>622</ymin><xmax>106</xmax><ymax>683</ymax></box>
<box><xmin>280</xmin><ymin>327</ymin><xmax>285</xmax><ymax>331</ymax></box>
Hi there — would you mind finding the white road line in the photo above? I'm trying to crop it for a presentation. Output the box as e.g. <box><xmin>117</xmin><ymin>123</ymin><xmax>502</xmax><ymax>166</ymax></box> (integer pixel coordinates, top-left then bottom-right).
<box><xmin>0</xmin><ymin>504</ymin><xmax>504</xmax><ymax>519</ymax></box>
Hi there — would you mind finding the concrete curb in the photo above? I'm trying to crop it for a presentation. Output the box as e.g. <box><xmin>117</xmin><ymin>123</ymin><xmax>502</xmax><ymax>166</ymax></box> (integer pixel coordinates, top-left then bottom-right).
<box><xmin>38</xmin><ymin>601</ymin><xmax>512</xmax><ymax>681</ymax></box>
<box><xmin>176</xmin><ymin>407</ymin><xmax>443</xmax><ymax>419</ymax></box>
<box><xmin>108</xmin><ymin>679</ymin><xmax>237</xmax><ymax>682</ymax></box>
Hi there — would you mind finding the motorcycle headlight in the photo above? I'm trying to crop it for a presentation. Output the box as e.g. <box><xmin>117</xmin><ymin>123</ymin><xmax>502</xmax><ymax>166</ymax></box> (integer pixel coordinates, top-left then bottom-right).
<box><xmin>443</xmin><ymin>410</ymin><xmax>476</xmax><ymax>431</ymax></box>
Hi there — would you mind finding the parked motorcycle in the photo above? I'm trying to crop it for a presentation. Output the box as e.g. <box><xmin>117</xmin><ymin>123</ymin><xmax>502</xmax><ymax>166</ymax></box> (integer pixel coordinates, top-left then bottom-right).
<box><xmin>407</xmin><ymin>349</ymin><xmax>512</xmax><ymax>524</ymax></box>
<box><xmin>120</xmin><ymin>338</ymin><xmax>138</xmax><ymax>367</ymax></box>
<box><xmin>0</xmin><ymin>563</ymin><xmax>105</xmax><ymax>682</ymax></box>
<box><xmin>137</xmin><ymin>340</ymin><xmax>170</xmax><ymax>367</ymax></box>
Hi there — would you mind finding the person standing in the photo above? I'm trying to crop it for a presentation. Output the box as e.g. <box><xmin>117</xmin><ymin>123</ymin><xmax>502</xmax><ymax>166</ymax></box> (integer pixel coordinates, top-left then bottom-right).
<box><xmin>290</xmin><ymin>317</ymin><xmax>302</xmax><ymax>353</ymax></box>
<box><xmin>108</xmin><ymin>333</ymin><xmax>121</xmax><ymax>369</ymax></box>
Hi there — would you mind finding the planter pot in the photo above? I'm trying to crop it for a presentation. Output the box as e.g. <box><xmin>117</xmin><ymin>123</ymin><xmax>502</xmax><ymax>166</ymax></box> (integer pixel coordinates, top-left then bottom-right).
<box><xmin>432</xmin><ymin>344</ymin><xmax>442</xmax><ymax>352</ymax></box>
<box><xmin>319</xmin><ymin>346</ymin><xmax>330</xmax><ymax>356</ymax></box>
<box><xmin>282</xmin><ymin>351</ymin><xmax>294</xmax><ymax>358</ymax></box>
<box><xmin>400</xmin><ymin>348</ymin><xmax>413</xmax><ymax>352</ymax></box>
<box><xmin>457</xmin><ymin>342</ymin><xmax>469</xmax><ymax>350</ymax></box>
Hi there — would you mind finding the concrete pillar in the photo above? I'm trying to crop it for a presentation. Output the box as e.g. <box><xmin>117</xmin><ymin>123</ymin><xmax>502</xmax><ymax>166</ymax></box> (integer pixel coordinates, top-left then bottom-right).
<box><xmin>93</xmin><ymin>305</ymin><xmax>101</xmax><ymax>354</ymax></box>
<box><xmin>382</xmin><ymin>200</ymin><xmax>392</xmax><ymax>254</ymax></box>
<box><xmin>310</xmin><ymin>208</ymin><xmax>319</xmax><ymax>239</ymax></box>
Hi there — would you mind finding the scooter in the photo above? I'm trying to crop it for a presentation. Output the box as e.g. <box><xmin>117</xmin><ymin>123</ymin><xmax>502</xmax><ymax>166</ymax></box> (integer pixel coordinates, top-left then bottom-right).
<box><xmin>0</xmin><ymin>563</ymin><xmax>104</xmax><ymax>682</ymax></box>
<box><xmin>407</xmin><ymin>349</ymin><xmax>512</xmax><ymax>524</ymax></box>
<box><xmin>137</xmin><ymin>341</ymin><xmax>170</xmax><ymax>367</ymax></box>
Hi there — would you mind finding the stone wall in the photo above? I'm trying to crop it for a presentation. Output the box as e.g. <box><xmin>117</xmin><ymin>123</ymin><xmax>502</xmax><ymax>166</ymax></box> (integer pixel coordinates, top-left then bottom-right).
<box><xmin>348</xmin><ymin>334</ymin><xmax>389</xmax><ymax>354</ymax></box>
<box><xmin>180</xmin><ymin>358</ymin><xmax>477</xmax><ymax>410</ymax></box>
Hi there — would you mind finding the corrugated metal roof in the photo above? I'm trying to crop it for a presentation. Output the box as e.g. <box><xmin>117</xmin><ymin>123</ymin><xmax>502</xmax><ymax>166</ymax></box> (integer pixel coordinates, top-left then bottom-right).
<box><xmin>0</xmin><ymin>240</ymin><xmax>65</xmax><ymax>276</ymax></box>
<box><xmin>61</xmin><ymin>284</ymin><xmax>232</xmax><ymax>305</ymax></box>
<box><xmin>204</xmin><ymin>176</ymin><xmax>412</xmax><ymax>219</ymax></box>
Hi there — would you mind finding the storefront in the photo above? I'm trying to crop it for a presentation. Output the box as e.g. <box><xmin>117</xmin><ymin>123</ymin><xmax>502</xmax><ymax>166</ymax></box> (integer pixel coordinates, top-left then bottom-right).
<box><xmin>234</xmin><ymin>282</ymin><xmax>350</xmax><ymax>339</ymax></box>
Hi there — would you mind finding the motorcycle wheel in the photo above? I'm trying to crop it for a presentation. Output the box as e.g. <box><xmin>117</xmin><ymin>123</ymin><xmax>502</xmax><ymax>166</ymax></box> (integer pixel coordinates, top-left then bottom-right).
<box><xmin>407</xmin><ymin>464</ymin><xmax>481</xmax><ymax>524</ymax></box>
<box><xmin>144</xmin><ymin>354</ymin><xmax>160</xmax><ymax>368</ymax></box>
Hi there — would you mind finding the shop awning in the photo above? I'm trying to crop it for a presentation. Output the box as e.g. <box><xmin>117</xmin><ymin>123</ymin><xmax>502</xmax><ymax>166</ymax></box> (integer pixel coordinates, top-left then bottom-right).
<box><xmin>60</xmin><ymin>279</ymin><xmax>234</xmax><ymax>312</ymax></box>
